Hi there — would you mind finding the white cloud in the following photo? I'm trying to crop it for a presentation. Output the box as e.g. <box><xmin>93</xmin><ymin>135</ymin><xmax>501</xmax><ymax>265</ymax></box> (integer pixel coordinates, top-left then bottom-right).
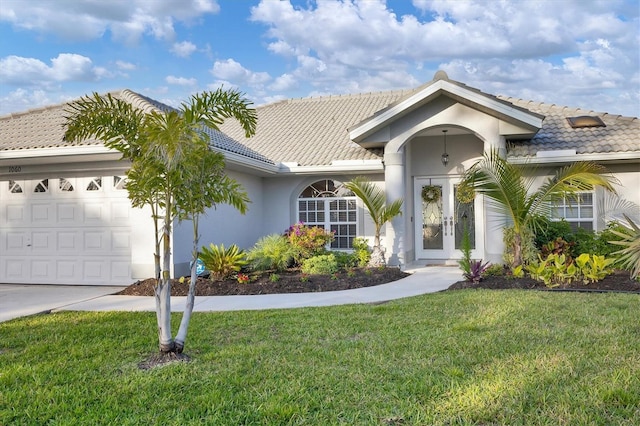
<box><xmin>0</xmin><ymin>0</ymin><xmax>220</xmax><ymax>43</ymax></box>
<box><xmin>249</xmin><ymin>0</ymin><xmax>638</xmax><ymax>115</ymax></box>
<box><xmin>171</xmin><ymin>41</ymin><xmax>198</xmax><ymax>58</ymax></box>
<box><xmin>211</xmin><ymin>59</ymin><xmax>271</xmax><ymax>87</ymax></box>
<box><xmin>0</xmin><ymin>54</ymin><xmax>102</xmax><ymax>85</ymax></box>
<box><xmin>166</xmin><ymin>75</ymin><xmax>197</xmax><ymax>86</ymax></box>
<box><xmin>0</xmin><ymin>88</ymin><xmax>52</xmax><ymax>115</ymax></box>
<box><xmin>116</xmin><ymin>60</ymin><xmax>136</xmax><ymax>71</ymax></box>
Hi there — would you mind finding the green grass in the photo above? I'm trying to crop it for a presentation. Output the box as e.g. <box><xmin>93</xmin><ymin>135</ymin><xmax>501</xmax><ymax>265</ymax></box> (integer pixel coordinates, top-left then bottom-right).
<box><xmin>1</xmin><ymin>290</ymin><xmax>639</xmax><ymax>425</ymax></box>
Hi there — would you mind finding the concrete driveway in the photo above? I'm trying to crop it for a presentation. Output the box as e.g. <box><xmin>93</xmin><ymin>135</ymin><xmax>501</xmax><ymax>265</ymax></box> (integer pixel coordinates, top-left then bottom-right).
<box><xmin>0</xmin><ymin>284</ymin><xmax>124</xmax><ymax>322</ymax></box>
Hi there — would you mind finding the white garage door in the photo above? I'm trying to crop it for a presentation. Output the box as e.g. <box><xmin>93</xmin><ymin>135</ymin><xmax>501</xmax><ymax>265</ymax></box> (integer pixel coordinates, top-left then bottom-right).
<box><xmin>0</xmin><ymin>176</ymin><xmax>132</xmax><ymax>285</ymax></box>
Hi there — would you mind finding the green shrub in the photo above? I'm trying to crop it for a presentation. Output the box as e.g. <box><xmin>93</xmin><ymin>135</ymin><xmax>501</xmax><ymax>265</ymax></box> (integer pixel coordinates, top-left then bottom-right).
<box><xmin>351</xmin><ymin>237</ymin><xmax>371</xmax><ymax>267</ymax></box>
<box><xmin>332</xmin><ymin>250</ymin><xmax>357</xmax><ymax>268</ymax></box>
<box><xmin>534</xmin><ymin>218</ymin><xmax>574</xmax><ymax>250</ymax></box>
<box><xmin>483</xmin><ymin>263</ymin><xmax>506</xmax><ymax>277</ymax></box>
<box><xmin>610</xmin><ymin>216</ymin><xmax>640</xmax><ymax>279</ymax></box>
<box><xmin>590</xmin><ymin>222</ymin><xmax>628</xmax><ymax>257</ymax></box>
<box><xmin>247</xmin><ymin>234</ymin><xmax>296</xmax><ymax>272</ymax></box>
<box><xmin>199</xmin><ymin>243</ymin><xmax>247</xmax><ymax>281</ymax></box>
<box><xmin>301</xmin><ymin>254</ymin><xmax>339</xmax><ymax>275</ymax></box>
<box><xmin>541</xmin><ymin>237</ymin><xmax>575</xmax><ymax>259</ymax></box>
<box><xmin>285</xmin><ymin>223</ymin><xmax>334</xmax><ymax>264</ymax></box>
<box><xmin>527</xmin><ymin>252</ymin><xmax>615</xmax><ymax>287</ymax></box>
<box><xmin>574</xmin><ymin>253</ymin><xmax>615</xmax><ymax>283</ymax></box>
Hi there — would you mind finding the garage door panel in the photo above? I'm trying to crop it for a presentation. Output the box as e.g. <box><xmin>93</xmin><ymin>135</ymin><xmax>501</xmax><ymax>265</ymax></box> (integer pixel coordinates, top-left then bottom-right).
<box><xmin>4</xmin><ymin>258</ymin><xmax>25</xmax><ymax>280</ymax></box>
<box><xmin>31</xmin><ymin>260</ymin><xmax>52</xmax><ymax>280</ymax></box>
<box><xmin>31</xmin><ymin>203</ymin><xmax>52</xmax><ymax>223</ymax></box>
<box><xmin>6</xmin><ymin>204</ymin><xmax>26</xmax><ymax>223</ymax></box>
<box><xmin>84</xmin><ymin>202</ymin><xmax>105</xmax><ymax>222</ymax></box>
<box><xmin>32</xmin><ymin>231</ymin><xmax>52</xmax><ymax>250</ymax></box>
<box><xmin>111</xmin><ymin>230</ymin><xmax>131</xmax><ymax>251</ymax></box>
<box><xmin>57</xmin><ymin>231</ymin><xmax>80</xmax><ymax>251</ymax></box>
<box><xmin>57</xmin><ymin>202</ymin><xmax>80</xmax><ymax>223</ymax></box>
<box><xmin>57</xmin><ymin>260</ymin><xmax>78</xmax><ymax>280</ymax></box>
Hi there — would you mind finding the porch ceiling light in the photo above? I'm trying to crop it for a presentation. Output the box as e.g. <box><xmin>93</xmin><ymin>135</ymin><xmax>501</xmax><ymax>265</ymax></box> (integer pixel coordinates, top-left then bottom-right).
<box><xmin>441</xmin><ymin>129</ymin><xmax>449</xmax><ymax>166</ymax></box>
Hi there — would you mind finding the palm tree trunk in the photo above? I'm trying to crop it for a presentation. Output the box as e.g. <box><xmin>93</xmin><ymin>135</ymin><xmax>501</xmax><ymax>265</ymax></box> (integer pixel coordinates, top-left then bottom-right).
<box><xmin>175</xmin><ymin>216</ymin><xmax>199</xmax><ymax>353</ymax></box>
<box><xmin>157</xmin><ymin>209</ymin><xmax>174</xmax><ymax>353</ymax></box>
<box><xmin>513</xmin><ymin>231</ymin><xmax>523</xmax><ymax>268</ymax></box>
<box><xmin>369</xmin><ymin>234</ymin><xmax>386</xmax><ymax>267</ymax></box>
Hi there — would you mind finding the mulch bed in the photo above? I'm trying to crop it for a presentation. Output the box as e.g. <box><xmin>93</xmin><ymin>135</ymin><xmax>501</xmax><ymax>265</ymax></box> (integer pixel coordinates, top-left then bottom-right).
<box><xmin>448</xmin><ymin>270</ymin><xmax>640</xmax><ymax>293</ymax></box>
<box><xmin>116</xmin><ymin>267</ymin><xmax>639</xmax><ymax>296</ymax></box>
<box><xmin>116</xmin><ymin>267</ymin><xmax>410</xmax><ymax>296</ymax></box>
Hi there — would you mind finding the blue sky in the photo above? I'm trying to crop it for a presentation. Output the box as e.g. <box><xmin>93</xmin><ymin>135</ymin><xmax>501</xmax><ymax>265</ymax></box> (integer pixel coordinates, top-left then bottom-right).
<box><xmin>1</xmin><ymin>0</ymin><xmax>638</xmax><ymax>117</ymax></box>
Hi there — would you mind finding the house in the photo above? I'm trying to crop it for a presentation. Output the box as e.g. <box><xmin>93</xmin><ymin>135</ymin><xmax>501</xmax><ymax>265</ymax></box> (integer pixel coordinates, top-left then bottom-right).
<box><xmin>1</xmin><ymin>71</ymin><xmax>638</xmax><ymax>285</ymax></box>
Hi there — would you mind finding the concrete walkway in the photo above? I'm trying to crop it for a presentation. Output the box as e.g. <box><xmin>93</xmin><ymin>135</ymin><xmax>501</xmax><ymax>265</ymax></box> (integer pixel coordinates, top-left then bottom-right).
<box><xmin>1</xmin><ymin>265</ymin><xmax>461</xmax><ymax>322</ymax></box>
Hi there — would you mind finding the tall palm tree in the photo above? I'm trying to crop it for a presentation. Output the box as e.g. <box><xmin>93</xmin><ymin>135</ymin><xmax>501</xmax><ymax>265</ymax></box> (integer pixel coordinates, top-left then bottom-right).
<box><xmin>64</xmin><ymin>88</ymin><xmax>256</xmax><ymax>354</ymax></box>
<box><xmin>344</xmin><ymin>177</ymin><xmax>403</xmax><ymax>267</ymax></box>
<box><xmin>460</xmin><ymin>149</ymin><xmax>618</xmax><ymax>268</ymax></box>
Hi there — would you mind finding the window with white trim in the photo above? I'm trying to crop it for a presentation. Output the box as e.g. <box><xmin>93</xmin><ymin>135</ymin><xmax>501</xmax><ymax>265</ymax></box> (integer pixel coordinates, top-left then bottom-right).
<box><xmin>298</xmin><ymin>180</ymin><xmax>357</xmax><ymax>249</ymax></box>
<box><xmin>551</xmin><ymin>192</ymin><xmax>594</xmax><ymax>231</ymax></box>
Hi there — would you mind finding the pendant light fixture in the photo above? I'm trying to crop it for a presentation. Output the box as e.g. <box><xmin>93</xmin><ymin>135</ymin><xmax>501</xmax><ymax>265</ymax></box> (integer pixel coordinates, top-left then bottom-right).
<box><xmin>441</xmin><ymin>129</ymin><xmax>449</xmax><ymax>166</ymax></box>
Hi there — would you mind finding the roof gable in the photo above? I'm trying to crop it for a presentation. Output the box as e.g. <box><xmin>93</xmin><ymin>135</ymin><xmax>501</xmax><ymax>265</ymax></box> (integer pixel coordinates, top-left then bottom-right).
<box><xmin>348</xmin><ymin>71</ymin><xmax>544</xmax><ymax>143</ymax></box>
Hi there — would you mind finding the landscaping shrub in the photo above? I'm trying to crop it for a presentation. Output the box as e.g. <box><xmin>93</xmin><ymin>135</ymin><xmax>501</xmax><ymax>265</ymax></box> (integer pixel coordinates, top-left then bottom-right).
<box><xmin>526</xmin><ymin>252</ymin><xmax>615</xmax><ymax>287</ymax></box>
<box><xmin>610</xmin><ymin>215</ymin><xmax>640</xmax><ymax>279</ymax></box>
<box><xmin>247</xmin><ymin>234</ymin><xmax>297</xmax><ymax>272</ymax></box>
<box><xmin>285</xmin><ymin>223</ymin><xmax>334</xmax><ymax>264</ymax></box>
<box><xmin>464</xmin><ymin>260</ymin><xmax>490</xmax><ymax>284</ymax></box>
<box><xmin>331</xmin><ymin>250</ymin><xmax>358</xmax><ymax>268</ymax></box>
<box><xmin>199</xmin><ymin>243</ymin><xmax>247</xmax><ymax>281</ymax></box>
<box><xmin>534</xmin><ymin>218</ymin><xmax>574</xmax><ymax>250</ymax></box>
<box><xmin>301</xmin><ymin>254</ymin><xmax>339</xmax><ymax>275</ymax></box>
<box><xmin>351</xmin><ymin>237</ymin><xmax>371</xmax><ymax>267</ymax></box>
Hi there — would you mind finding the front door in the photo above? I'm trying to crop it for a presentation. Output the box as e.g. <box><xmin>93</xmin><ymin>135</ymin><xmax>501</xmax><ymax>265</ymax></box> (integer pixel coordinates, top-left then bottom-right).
<box><xmin>414</xmin><ymin>177</ymin><xmax>481</xmax><ymax>260</ymax></box>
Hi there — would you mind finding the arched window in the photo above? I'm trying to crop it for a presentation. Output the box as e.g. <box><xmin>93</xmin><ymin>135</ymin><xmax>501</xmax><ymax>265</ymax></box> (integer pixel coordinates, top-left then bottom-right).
<box><xmin>298</xmin><ymin>179</ymin><xmax>357</xmax><ymax>249</ymax></box>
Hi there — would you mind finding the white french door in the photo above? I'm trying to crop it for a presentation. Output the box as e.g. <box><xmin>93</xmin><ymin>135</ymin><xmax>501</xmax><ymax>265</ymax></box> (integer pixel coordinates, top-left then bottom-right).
<box><xmin>414</xmin><ymin>177</ymin><xmax>482</xmax><ymax>260</ymax></box>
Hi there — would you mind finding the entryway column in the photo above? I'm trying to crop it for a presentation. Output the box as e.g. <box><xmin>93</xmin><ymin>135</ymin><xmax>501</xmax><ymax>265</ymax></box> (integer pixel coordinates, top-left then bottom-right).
<box><xmin>384</xmin><ymin>151</ymin><xmax>405</xmax><ymax>267</ymax></box>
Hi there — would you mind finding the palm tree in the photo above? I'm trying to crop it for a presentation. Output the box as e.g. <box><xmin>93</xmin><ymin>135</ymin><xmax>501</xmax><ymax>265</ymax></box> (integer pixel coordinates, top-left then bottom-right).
<box><xmin>64</xmin><ymin>88</ymin><xmax>256</xmax><ymax>354</ymax></box>
<box><xmin>344</xmin><ymin>177</ymin><xmax>403</xmax><ymax>267</ymax></box>
<box><xmin>460</xmin><ymin>149</ymin><xmax>618</xmax><ymax>268</ymax></box>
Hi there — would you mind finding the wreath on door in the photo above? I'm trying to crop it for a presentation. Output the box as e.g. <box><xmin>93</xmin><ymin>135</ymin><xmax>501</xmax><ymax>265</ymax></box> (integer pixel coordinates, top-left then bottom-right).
<box><xmin>456</xmin><ymin>182</ymin><xmax>476</xmax><ymax>204</ymax></box>
<box><xmin>421</xmin><ymin>185</ymin><xmax>441</xmax><ymax>203</ymax></box>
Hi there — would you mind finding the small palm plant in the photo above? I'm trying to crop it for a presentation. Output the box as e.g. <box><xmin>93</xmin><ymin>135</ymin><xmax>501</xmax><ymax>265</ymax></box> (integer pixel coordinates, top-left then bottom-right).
<box><xmin>199</xmin><ymin>243</ymin><xmax>247</xmax><ymax>281</ymax></box>
<box><xmin>610</xmin><ymin>215</ymin><xmax>640</xmax><ymax>279</ymax></box>
<box><xmin>344</xmin><ymin>177</ymin><xmax>403</xmax><ymax>267</ymax></box>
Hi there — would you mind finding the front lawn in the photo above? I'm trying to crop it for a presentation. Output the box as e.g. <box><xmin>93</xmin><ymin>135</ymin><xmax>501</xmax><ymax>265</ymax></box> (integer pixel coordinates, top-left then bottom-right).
<box><xmin>1</xmin><ymin>290</ymin><xmax>639</xmax><ymax>425</ymax></box>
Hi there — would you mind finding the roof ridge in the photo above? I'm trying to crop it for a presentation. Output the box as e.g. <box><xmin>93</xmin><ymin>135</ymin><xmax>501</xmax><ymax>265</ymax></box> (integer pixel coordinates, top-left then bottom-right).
<box><xmin>267</xmin><ymin>87</ymin><xmax>418</xmax><ymax>106</ymax></box>
<box><xmin>497</xmin><ymin>95</ymin><xmax>638</xmax><ymax>120</ymax></box>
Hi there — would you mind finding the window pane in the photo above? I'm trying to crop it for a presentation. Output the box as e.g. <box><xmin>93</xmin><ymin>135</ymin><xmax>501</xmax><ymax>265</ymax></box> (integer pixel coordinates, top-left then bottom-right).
<box><xmin>580</xmin><ymin>206</ymin><xmax>593</xmax><ymax>218</ymax></box>
<box><xmin>580</xmin><ymin>193</ymin><xmax>593</xmax><ymax>204</ymax></box>
<box><xmin>565</xmin><ymin>207</ymin><xmax>578</xmax><ymax>218</ymax></box>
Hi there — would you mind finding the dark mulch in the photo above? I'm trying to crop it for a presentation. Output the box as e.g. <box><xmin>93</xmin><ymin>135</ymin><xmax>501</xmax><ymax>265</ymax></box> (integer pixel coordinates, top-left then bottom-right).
<box><xmin>116</xmin><ymin>267</ymin><xmax>410</xmax><ymax>296</ymax></box>
<box><xmin>449</xmin><ymin>270</ymin><xmax>640</xmax><ymax>293</ymax></box>
<box><xmin>116</xmin><ymin>268</ymin><xmax>638</xmax><ymax>297</ymax></box>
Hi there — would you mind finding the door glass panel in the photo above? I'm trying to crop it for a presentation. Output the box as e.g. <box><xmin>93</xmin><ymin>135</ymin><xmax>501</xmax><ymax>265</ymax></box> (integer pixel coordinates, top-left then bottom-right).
<box><xmin>454</xmin><ymin>186</ymin><xmax>475</xmax><ymax>250</ymax></box>
<box><xmin>421</xmin><ymin>185</ymin><xmax>443</xmax><ymax>250</ymax></box>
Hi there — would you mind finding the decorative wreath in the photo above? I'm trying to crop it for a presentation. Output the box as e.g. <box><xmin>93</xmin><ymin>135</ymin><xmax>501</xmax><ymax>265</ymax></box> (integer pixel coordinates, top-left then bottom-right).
<box><xmin>421</xmin><ymin>185</ymin><xmax>441</xmax><ymax>203</ymax></box>
<box><xmin>456</xmin><ymin>182</ymin><xmax>476</xmax><ymax>204</ymax></box>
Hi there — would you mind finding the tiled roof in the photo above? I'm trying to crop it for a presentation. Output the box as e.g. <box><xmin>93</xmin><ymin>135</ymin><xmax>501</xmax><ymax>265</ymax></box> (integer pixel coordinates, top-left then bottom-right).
<box><xmin>217</xmin><ymin>90</ymin><xmax>415</xmax><ymax>166</ymax></box>
<box><xmin>501</xmin><ymin>96</ymin><xmax>639</xmax><ymax>157</ymax></box>
<box><xmin>2</xmin><ymin>82</ymin><xmax>637</xmax><ymax>168</ymax></box>
<box><xmin>0</xmin><ymin>90</ymin><xmax>274</xmax><ymax>164</ymax></box>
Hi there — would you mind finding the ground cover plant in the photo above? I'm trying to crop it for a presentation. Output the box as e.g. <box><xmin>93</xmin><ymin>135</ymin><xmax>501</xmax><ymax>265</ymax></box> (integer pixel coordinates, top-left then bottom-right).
<box><xmin>1</xmin><ymin>291</ymin><xmax>638</xmax><ymax>424</ymax></box>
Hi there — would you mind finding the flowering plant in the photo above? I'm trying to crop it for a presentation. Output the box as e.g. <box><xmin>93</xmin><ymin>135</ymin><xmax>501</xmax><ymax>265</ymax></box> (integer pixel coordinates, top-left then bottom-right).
<box><xmin>236</xmin><ymin>273</ymin><xmax>250</xmax><ymax>284</ymax></box>
<box><xmin>285</xmin><ymin>222</ymin><xmax>334</xmax><ymax>263</ymax></box>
